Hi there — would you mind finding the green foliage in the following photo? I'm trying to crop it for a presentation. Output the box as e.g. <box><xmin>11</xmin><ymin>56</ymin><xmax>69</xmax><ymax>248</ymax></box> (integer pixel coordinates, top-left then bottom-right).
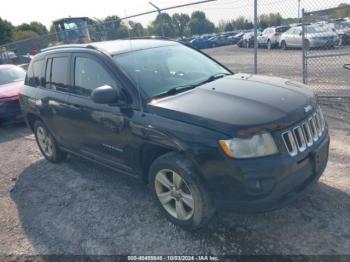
<box><xmin>259</xmin><ymin>13</ymin><xmax>283</xmax><ymax>29</ymax></box>
<box><xmin>329</xmin><ymin>3</ymin><xmax>350</xmax><ymax>19</ymax></box>
<box><xmin>13</xmin><ymin>30</ymin><xmax>39</xmax><ymax>41</ymax></box>
<box><xmin>189</xmin><ymin>11</ymin><xmax>215</xmax><ymax>35</ymax></box>
<box><xmin>102</xmin><ymin>15</ymin><xmax>129</xmax><ymax>39</ymax></box>
<box><xmin>16</xmin><ymin>21</ymin><xmax>48</xmax><ymax>35</ymax></box>
<box><xmin>172</xmin><ymin>13</ymin><xmax>190</xmax><ymax>37</ymax></box>
<box><xmin>0</xmin><ymin>18</ymin><xmax>14</xmax><ymax>45</ymax></box>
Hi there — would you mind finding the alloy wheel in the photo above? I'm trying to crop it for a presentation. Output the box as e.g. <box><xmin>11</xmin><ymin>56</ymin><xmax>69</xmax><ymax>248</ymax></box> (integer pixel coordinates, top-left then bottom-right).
<box><xmin>36</xmin><ymin>126</ymin><xmax>54</xmax><ymax>158</ymax></box>
<box><xmin>155</xmin><ymin>169</ymin><xmax>194</xmax><ymax>221</ymax></box>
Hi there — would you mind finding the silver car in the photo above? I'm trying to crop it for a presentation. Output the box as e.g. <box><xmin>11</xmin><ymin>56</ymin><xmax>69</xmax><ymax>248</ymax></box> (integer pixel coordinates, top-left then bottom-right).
<box><xmin>279</xmin><ymin>25</ymin><xmax>338</xmax><ymax>50</ymax></box>
<box><xmin>257</xmin><ymin>26</ymin><xmax>290</xmax><ymax>49</ymax></box>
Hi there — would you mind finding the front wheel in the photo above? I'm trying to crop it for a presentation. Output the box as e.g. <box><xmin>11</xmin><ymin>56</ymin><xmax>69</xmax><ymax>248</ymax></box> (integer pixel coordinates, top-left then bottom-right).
<box><xmin>34</xmin><ymin>120</ymin><xmax>67</xmax><ymax>163</ymax></box>
<box><xmin>149</xmin><ymin>153</ymin><xmax>216</xmax><ymax>231</ymax></box>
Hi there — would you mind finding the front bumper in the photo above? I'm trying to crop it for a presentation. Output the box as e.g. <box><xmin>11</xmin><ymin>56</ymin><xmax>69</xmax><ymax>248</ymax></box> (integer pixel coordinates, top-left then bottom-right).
<box><xmin>0</xmin><ymin>99</ymin><xmax>23</xmax><ymax>123</ymax></box>
<box><xmin>202</xmin><ymin>134</ymin><xmax>330</xmax><ymax>213</ymax></box>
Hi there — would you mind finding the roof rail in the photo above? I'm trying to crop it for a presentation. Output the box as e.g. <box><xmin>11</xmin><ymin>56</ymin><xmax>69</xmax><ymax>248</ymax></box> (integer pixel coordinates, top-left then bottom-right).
<box><xmin>40</xmin><ymin>44</ymin><xmax>96</xmax><ymax>53</ymax></box>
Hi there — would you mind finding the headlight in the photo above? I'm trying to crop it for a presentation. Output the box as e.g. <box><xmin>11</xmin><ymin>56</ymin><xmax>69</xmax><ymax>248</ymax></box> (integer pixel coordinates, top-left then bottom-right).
<box><xmin>219</xmin><ymin>133</ymin><xmax>278</xmax><ymax>159</ymax></box>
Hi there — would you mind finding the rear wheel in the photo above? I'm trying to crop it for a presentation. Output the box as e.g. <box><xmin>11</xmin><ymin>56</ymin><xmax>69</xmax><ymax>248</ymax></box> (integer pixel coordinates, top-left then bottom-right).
<box><xmin>149</xmin><ymin>152</ymin><xmax>216</xmax><ymax>231</ymax></box>
<box><xmin>34</xmin><ymin>120</ymin><xmax>66</xmax><ymax>163</ymax></box>
<box><xmin>281</xmin><ymin>40</ymin><xmax>287</xmax><ymax>50</ymax></box>
<box><xmin>304</xmin><ymin>39</ymin><xmax>310</xmax><ymax>51</ymax></box>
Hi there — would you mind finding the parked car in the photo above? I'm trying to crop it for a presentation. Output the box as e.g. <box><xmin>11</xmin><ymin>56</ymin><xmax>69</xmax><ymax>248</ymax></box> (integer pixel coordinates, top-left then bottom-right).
<box><xmin>190</xmin><ymin>37</ymin><xmax>215</xmax><ymax>49</ymax></box>
<box><xmin>228</xmin><ymin>32</ymin><xmax>244</xmax><ymax>45</ymax></box>
<box><xmin>238</xmin><ymin>31</ymin><xmax>261</xmax><ymax>48</ymax></box>
<box><xmin>325</xmin><ymin>20</ymin><xmax>350</xmax><ymax>46</ymax></box>
<box><xmin>208</xmin><ymin>35</ymin><xmax>231</xmax><ymax>47</ymax></box>
<box><xmin>20</xmin><ymin>39</ymin><xmax>329</xmax><ymax>230</ymax></box>
<box><xmin>257</xmin><ymin>26</ymin><xmax>290</xmax><ymax>49</ymax></box>
<box><xmin>280</xmin><ymin>25</ymin><xmax>338</xmax><ymax>50</ymax></box>
<box><xmin>0</xmin><ymin>65</ymin><xmax>26</xmax><ymax>125</ymax></box>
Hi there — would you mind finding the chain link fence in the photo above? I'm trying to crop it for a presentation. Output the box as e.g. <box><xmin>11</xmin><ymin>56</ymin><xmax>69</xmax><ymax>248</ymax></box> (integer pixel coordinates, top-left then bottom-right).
<box><xmin>0</xmin><ymin>0</ymin><xmax>349</xmax><ymax>101</ymax></box>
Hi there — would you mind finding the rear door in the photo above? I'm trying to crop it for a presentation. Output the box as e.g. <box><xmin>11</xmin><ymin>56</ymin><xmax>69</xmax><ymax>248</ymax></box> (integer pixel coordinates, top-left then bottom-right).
<box><xmin>34</xmin><ymin>54</ymin><xmax>73</xmax><ymax>146</ymax></box>
<box><xmin>64</xmin><ymin>52</ymin><xmax>132</xmax><ymax>171</ymax></box>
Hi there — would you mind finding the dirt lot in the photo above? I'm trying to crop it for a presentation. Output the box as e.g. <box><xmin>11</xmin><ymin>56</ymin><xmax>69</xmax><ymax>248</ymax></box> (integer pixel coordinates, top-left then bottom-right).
<box><xmin>0</xmin><ymin>45</ymin><xmax>350</xmax><ymax>255</ymax></box>
<box><xmin>0</xmin><ymin>103</ymin><xmax>349</xmax><ymax>255</ymax></box>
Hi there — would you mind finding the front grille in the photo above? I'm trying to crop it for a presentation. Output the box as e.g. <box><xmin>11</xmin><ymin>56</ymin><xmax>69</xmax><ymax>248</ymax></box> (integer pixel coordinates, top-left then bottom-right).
<box><xmin>282</xmin><ymin>109</ymin><xmax>326</xmax><ymax>157</ymax></box>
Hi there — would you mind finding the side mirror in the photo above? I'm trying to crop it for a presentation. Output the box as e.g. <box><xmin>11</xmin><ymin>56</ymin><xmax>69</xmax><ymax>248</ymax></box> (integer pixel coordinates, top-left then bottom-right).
<box><xmin>91</xmin><ymin>85</ymin><xmax>119</xmax><ymax>104</ymax></box>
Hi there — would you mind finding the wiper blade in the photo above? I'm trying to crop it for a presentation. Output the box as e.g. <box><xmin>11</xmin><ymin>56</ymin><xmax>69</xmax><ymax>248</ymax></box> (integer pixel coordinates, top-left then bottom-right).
<box><xmin>151</xmin><ymin>84</ymin><xmax>197</xmax><ymax>99</ymax></box>
<box><xmin>150</xmin><ymin>73</ymin><xmax>230</xmax><ymax>100</ymax></box>
<box><xmin>196</xmin><ymin>73</ymin><xmax>230</xmax><ymax>86</ymax></box>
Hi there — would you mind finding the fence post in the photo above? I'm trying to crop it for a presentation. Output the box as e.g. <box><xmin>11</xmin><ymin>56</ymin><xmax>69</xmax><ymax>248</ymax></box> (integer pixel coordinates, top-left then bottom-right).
<box><xmin>301</xmin><ymin>8</ymin><xmax>307</xmax><ymax>84</ymax></box>
<box><xmin>254</xmin><ymin>0</ymin><xmax>258</xmax><ymax>74</ymax></box>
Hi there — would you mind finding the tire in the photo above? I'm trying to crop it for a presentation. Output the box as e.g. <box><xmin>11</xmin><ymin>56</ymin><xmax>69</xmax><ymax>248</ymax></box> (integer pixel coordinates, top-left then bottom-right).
<box><xmin>281</xmin><ymin>40</ymin><xmax>287</xmax><ymax>50</ymax></box>
<box><xmin>34</xmin><ymin>120</ymin><xmax>66</xmax><ymax>163</ymax></box>
<box><xmin>304</xmin><ymin>39</ymin><xmax>310</xmax><ymax>51</ymax></box>
<box><xmin>149</xmin><ymin>152</ymin><xmax>216</xmax><ymax>231</ymax></box>
<box><xmin>267</xmin><ymin>40</ymin><xmax>272</xmax><ymax>50</ymax></box>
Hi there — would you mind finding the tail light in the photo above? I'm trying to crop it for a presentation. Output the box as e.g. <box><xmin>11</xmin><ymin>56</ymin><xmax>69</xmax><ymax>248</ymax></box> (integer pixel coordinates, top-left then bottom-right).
<box><xmin>273</xmin><ymin>33</ymin><xmax>280</xmax><ymax>36</ymax></box>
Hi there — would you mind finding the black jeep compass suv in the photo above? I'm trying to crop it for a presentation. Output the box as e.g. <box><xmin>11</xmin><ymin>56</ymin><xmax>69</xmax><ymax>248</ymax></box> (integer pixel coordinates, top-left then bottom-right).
<box><xmin>20</xmin><ymin>39</ymin><xmax>329</xmax><ymax>230</ymax></box>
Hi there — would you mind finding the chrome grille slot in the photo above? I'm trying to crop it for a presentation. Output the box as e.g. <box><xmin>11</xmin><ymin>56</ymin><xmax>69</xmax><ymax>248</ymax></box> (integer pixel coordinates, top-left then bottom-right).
<box><xmin>282</xmin><ymin>131</ymin><xmax>298</xmax><ymax>157</ymax></box>
<box><xmin>314</xmin><ymin>114</ymin><xmax>321</xmax><ymax>137</ymax></box>
<box><xmin>309</xmin><ymin>117</ymin><xmax>319</xmax><ymax>142</ymax></box>
<box><xmin>282</xmin><ymin>108</ymin><xmax>326</xmax><ymax>157</ymax></box>
<box><xmin>302</xmin><ymin>122</ymin><xmax>313</xmax><ymax>147</ymax></box>
<box><xmin>293</xmin><ymin>126</ymin><xmax>307</xmax><ymax>152</ymax></box>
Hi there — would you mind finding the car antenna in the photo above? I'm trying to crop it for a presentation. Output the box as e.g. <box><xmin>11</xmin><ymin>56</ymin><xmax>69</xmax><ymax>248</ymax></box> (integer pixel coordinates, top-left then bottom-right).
<box><xmin>125</xmin><ymin>10</ymin><xmax>145</xmax><ymax>116</ymax></box>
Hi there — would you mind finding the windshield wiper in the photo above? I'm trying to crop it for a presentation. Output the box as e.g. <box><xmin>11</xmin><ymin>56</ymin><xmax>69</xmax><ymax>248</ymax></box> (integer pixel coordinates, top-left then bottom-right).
<box><xmin>151</xmin><ymin>84</ymin><xmax>198</xmax><ymax>99</ymax></box>
<box><xmin>150</xmin><ymin>73</ymin><xmax>230</xmax><ymax>100</ymax></box>
<box><xmin>195</xmin><ymin>73</ymin><xmax>230</xmax><ymax>86</ymax></box>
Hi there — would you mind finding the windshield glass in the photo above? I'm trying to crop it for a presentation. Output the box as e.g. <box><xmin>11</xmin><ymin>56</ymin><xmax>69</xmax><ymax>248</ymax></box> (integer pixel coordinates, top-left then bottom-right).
<box><xmin>306</xmin><ymin>26</ymin><xmax>329</xmax><ymax>33</ymax></box>
<box><xmin>0</xmin><ymin>67</ymin><xmax>26</xmax><ymax>85</ymax></box>
<box><xmin>113</xmin><ymin>45</ymin><xmax>230</xmax><ymax>98</ymax></box>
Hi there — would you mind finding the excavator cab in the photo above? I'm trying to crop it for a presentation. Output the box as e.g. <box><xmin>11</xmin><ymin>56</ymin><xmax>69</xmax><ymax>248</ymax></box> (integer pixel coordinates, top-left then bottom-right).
<box><xmin>53</xmin><ymin>17</ymin><xmax>92</xmax><ymax>44</ymax></box>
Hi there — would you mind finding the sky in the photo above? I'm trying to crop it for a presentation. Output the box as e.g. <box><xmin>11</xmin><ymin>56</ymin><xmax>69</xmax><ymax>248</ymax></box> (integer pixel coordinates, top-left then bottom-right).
<box><xmin>1</xmin><ymin>0</ymin><xmax>349</xmax><ymax>29</ymax></box>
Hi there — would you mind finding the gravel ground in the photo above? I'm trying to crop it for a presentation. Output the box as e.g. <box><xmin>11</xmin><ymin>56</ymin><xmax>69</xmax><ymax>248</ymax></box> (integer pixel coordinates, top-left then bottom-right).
<box><xmin>0</xmin><ymin>45</ymin><xmax>349</xmax><ymax>255</ymax></box>
<box><xmin>0</xmin><ymin>104</ymin><xmax>349</xmax><ymax>255</ymax></box>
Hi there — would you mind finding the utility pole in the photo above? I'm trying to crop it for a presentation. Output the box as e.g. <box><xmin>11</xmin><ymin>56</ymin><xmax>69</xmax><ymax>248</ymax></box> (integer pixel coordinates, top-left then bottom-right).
<box><xmin>254</xmin><ymin>0</ymin><xmax>258</xmax><ymax>74</ymax></box>
<box><xmin>149</xmin><ymin>2</ymin><xmax>165</xmax><ymax>37</ymax></box>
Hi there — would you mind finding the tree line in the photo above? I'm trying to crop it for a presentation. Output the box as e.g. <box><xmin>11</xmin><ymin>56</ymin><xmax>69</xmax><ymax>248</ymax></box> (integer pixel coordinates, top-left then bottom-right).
<box><xmin>0</xmin><ymin>3</ymin><xmax>349</xmax><ymax>45</ymax></box>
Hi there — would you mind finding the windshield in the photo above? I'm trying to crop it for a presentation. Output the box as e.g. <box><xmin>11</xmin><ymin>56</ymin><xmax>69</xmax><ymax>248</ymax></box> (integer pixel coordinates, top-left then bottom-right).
<box><xmin>113</xmin><ymin>45</ymin><xmax>230</xmax><ymax>98</ymax></box>
<box><xmin>306</xmin><ymin>26</ymin><xmax>329</xmax><ymax>33</ymax></box>
<box><xmin>0</xmin><ymin>67</ymin><xmax>26</xmax><ymax>86</ymax></box>
<box><xmin>335</xmin><ymin>22</ymin><xmax>350</xmax><ymax>29</ymax></box>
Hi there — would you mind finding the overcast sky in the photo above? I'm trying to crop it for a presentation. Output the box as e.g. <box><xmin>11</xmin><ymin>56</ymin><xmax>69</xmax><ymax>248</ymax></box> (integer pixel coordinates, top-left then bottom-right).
<box><xmin>1</xmin><ymin>0</ymin><xmax>349</xmax><ymax>28</ymax></box>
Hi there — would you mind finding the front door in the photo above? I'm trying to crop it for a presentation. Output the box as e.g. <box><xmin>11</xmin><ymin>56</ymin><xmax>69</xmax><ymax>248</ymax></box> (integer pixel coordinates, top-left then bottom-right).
<box><xmin>65</xmin><ymin>53</ymin><xmax>132</xmax><ymax>172</ymax></box>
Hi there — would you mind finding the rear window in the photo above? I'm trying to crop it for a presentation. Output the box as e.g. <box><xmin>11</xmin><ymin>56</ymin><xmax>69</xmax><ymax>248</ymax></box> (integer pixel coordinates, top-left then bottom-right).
<box><xmin>25</xmin><ymin>59</ymin><xmax>45</xmax><ymax>87</ymax></box>
<box><xmin>45</xmin><ymin>56</ymin><xmax>70</xmax><ymax>92</ymax></box>
<box><xmin>276</xmin><ymin>27</ymin><xmax>290</xmax><ymax>33</ymax></box>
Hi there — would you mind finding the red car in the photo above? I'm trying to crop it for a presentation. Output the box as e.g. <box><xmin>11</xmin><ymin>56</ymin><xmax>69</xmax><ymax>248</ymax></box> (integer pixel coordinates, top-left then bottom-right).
<box><xmin>0</xmin><ymin>65</ymin><xmax>26</xmax><ymax>125</ymax></box>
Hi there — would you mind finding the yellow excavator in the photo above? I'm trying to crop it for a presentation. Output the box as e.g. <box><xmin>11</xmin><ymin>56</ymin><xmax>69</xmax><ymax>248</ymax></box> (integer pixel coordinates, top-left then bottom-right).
<box><xmin>53</xmin><ymin>17</ymin><xmax>92</xmax><ymax>44</ymax></box>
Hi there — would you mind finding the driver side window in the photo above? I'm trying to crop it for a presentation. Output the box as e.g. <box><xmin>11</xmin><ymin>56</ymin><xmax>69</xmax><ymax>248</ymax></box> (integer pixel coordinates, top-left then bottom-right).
<box><xmin>74</xmin><ymin>56</ymin><xmax>116</xmax><ymax>97</ymax></box>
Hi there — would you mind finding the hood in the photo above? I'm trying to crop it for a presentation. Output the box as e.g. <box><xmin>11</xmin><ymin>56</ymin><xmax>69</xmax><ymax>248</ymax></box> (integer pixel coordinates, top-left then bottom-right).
<box><xmin>148</xmin><ymin>74</ymin><xmax>317</xmax><ymax>137</ymax></box>
<box><xmin>0</xmin><ymin>81</ymin><xmax>23</xmax><ymax>100</ymax></box>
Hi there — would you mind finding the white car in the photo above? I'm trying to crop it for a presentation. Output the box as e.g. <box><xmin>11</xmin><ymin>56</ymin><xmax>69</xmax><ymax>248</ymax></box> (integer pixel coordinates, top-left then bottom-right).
<box><xmin>279</xmin><ymin>25</ymin><xmax>338</xmax><ymax>50</ymax></box>
<box><xmin>257</xmin><ymin>26</ymin><xmax>290</xmax><ymax>49</ymax></box>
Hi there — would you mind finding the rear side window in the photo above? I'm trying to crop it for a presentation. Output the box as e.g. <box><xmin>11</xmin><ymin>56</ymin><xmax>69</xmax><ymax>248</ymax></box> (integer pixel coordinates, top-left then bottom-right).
<box><xmin>74</xmin><ymin>57</ymin><xmax>116</xmax><ymax>97</ymax></box>
<box><xmin>26</xmin><ymin>59</ymin><xmax>45</xmax><ymax>87</ymax></box>
<box><xmin>45</xmin><ymin>56</ymin><xmax>70</xmax><ymax>92</ymax></box>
